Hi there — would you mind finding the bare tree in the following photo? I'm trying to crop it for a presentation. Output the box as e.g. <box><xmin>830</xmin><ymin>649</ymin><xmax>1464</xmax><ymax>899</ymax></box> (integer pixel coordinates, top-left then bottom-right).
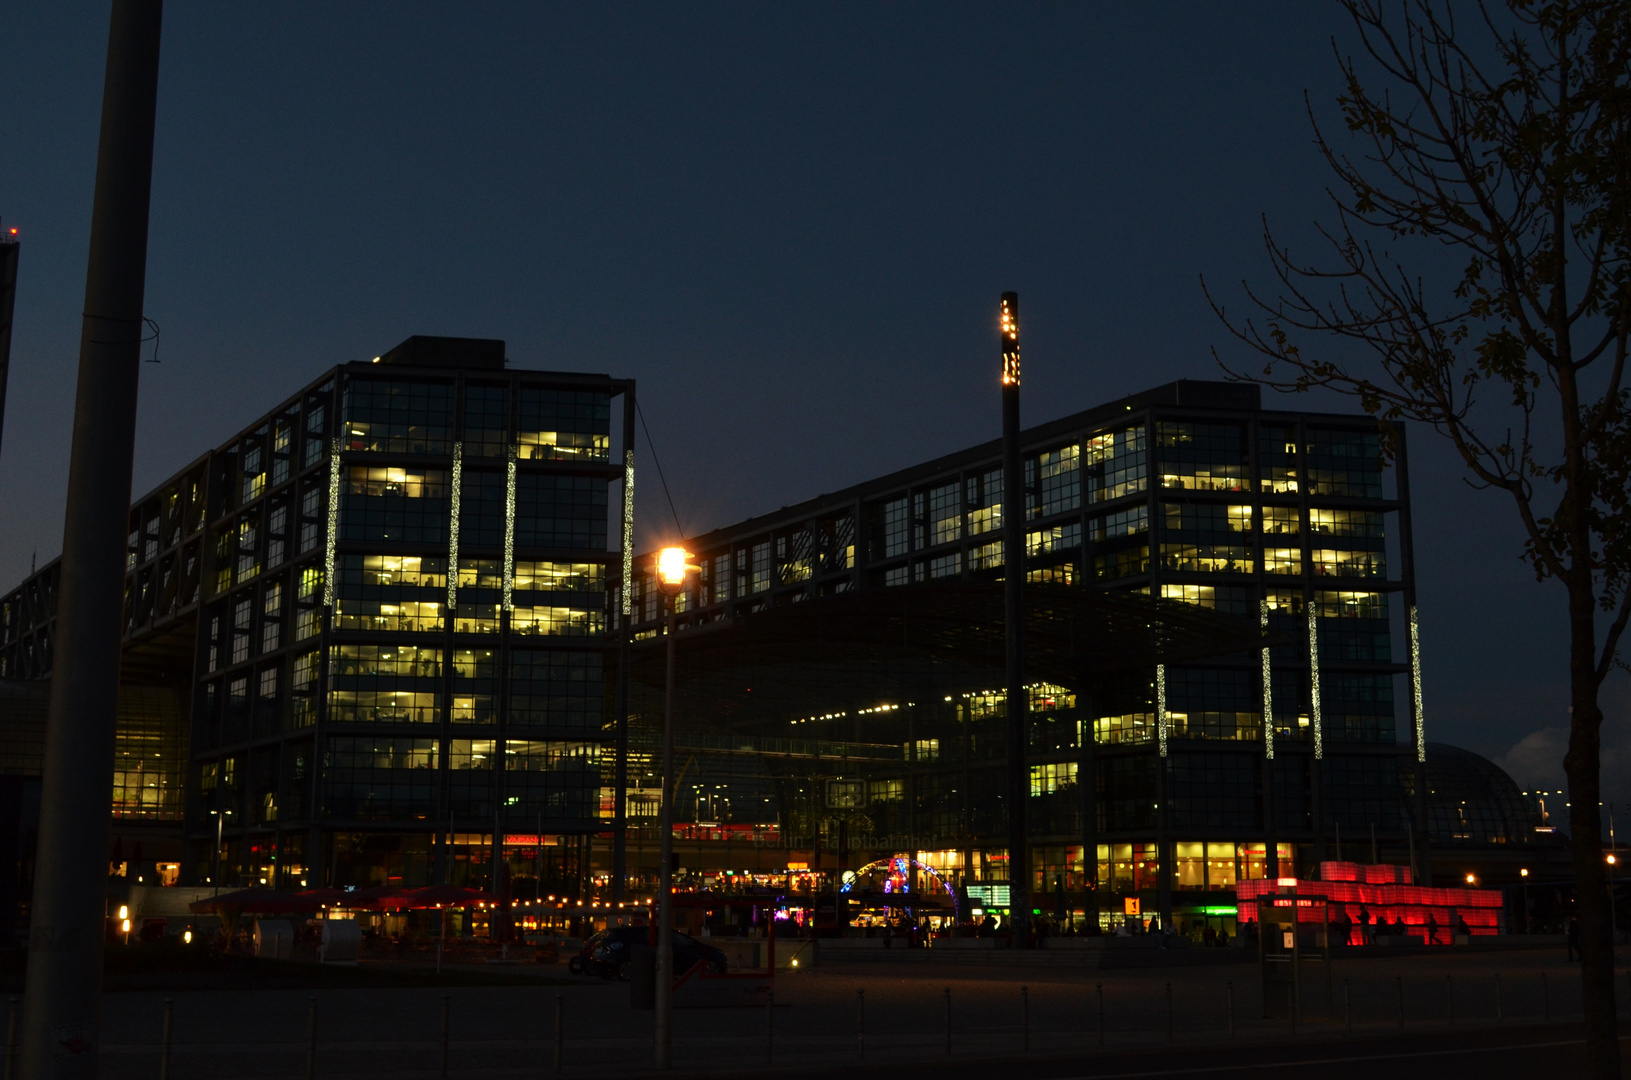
<box><xmin>1205</xmin><ymin>2</ymin><xmax>1631</xmax><ymax>1072</ymax></box>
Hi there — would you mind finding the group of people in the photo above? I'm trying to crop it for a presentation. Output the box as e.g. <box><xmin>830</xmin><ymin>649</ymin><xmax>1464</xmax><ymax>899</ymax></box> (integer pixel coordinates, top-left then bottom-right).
<box><xmin>1330</xmin><ymin>905</ymin><xmax>1472</xmax><ymax>945</ymax></box>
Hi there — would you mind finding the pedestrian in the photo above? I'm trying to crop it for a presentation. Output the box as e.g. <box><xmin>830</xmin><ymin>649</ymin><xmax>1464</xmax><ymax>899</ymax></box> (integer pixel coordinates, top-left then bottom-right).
<box><xmin>1358</xmin><ymin>905</ymin><xmax>1373</xmax><ymax>945</ymax></box>
<box><xmin>1425</xmin><ymin>911</ymin><xmax>1438</xmax><ymax>945</ymax></box>
<box><xmin>1567</xmin><ymin>916</ymin><xmax>1581</xmax><ymax>962</ymax></box>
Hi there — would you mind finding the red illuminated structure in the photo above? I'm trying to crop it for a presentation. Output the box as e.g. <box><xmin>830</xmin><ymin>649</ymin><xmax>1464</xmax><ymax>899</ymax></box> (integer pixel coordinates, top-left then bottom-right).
<box><xmin>1237</xmin><ymin>861</ymin><xmax>1502</xmax><ymax>944</ymax></box>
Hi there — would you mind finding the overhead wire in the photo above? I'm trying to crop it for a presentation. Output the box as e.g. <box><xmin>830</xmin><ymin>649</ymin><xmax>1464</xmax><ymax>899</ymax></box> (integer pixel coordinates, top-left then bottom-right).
<box><xmin>636</xmin><ymin>401</ymin><xmax>686</xmax><ymax>540</ymax></box>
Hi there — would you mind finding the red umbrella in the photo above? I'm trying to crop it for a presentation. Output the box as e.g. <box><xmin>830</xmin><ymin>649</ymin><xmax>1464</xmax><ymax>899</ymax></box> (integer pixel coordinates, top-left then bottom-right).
<box><xmin>399</xmin><ymin>884</ymin><xmax>497</xmax><ymax>909</ymax></box>
<box><xmin>345</xmin><ymin>884</ymin><xmax>410</xmax><ymax>910</ymax></box>
<box><xmin>188</xmin><ymin>887</ymin><xmax>325</xmax><ymax>914</ymax></box>
<box><xmin>294</xmin><ymin>887</ymin><xmax>349</xmax><ymax>907</ymax></box>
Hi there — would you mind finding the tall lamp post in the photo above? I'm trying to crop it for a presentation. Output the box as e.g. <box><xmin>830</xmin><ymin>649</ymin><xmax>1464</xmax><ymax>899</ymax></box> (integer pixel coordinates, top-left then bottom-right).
<box><xmin>653</xmin><ymin>547</ymin><xmax>697</xmax><ymax>1071</ymax></box>
<box><xmin>999</xmin><ymin>291</ymin><xmax>1031</xmax><ymax>944</ymax></box>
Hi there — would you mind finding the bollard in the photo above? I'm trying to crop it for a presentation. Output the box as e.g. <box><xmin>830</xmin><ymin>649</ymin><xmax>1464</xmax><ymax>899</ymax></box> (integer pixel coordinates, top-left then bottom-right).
<box><xmin>765</xmin><ymin>989</ymin><xmax>774</xmax><ymax>1066</ymax></box>
<box><xmin>857</xmin><ymin>989</ymin><xmax>865</xmax><ymax>1061</ymax></box>
<box><xmin>1397</xmin><ymin>975</ymin><xmax>1405</xmax><ymax>1029</ymax></box>
<box><xmin>1344</xmin><ymin>979</ymin><xmax>1351</xmax><ymax>1036</ymax></box>
<box><xmin>1227</xmin><ymin>981</ymin><xmax>1234</xmax><ymax>1041</ymax></box>
<box><xmin>1495</xmin><ymin>974</ymin><xmax>1503</xmax><ymax>1027</ymax></box>
<box><xmin>554</xmin><ymin>994</ymin><xmax>564</xmax><ymax>1075</ymax></box>
<box><xmin>440</xmin><ymin>995</ymin><xmax>450</xmax><ymax>1078</ymax></box>
<box><xmin>306</xmin><ymin>996</ymin><xmax>317</xmax><ymax>1080</ymax></box>
<box><xmin>1542</xmin><ymin>971</ymin><xmax>1550</xmax><ymax>1020</ymax></box>
<box><xmin>6</xmin><ymin>997</ymin><xmax>18</xmax><ymax>1080</ymax></box>
<box><xmin>1165</xmin><ymin>981</ymin><xmax>1173</xmax><ymax>1044</ymax></box>
<box><xmin>1446</xmin><ymin>974</ymin><xmax>1454</xmax><ymax>1027</ymax></box>
<box><xmin>1021</xmin><ymin>985</ymin><xmax>1029</xmax><ymax>1055</ymax></box>
<box><xmin>159</xmin><ymin>998</ymin><xmax>173</xmax><ymax>1080</ymax></box>
<box><xmin>944</xmin><ymin>987</ymin><xmax>952</xmax><ymax>1056</ymax></box>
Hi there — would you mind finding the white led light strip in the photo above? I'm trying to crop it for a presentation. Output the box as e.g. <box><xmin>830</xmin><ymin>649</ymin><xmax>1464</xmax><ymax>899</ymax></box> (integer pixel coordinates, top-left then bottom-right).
<box><xmin>447</xmin><ymin>442</ymin><xmax>463</xmax><ymax>615</ymax></box>
<box><xmin>621</xmin><ymin>449</ymin><xmax>635</xmax><ymax>618</ymax></box>
<box><xmin>1260</xmin><ymin>598</ymin><xmax>1274</xmax><ymax>761</ymax></box>
<box><xmin>322</xmin><ymin>436</ymin><xmax>340</xmax><ymax>608</ymax></box>
<box><xmin>1307</xmin><ymin>604</ymin><xmax>1323</xmax><ymax>760</ymax></box>
<box><xmin>1410</xmin><ymin>605</ymin><xmax>1425</xmax><ymax>763</ymax></box>
<box><xmin>1156</xmin><ymin>663</ymin><xmax>1167</xmax><ymax>758</ymax></box>
<box><xmin>502</xmin><ymin>446</ymin><xmax>517</xmax><ymax>612</ymax></box>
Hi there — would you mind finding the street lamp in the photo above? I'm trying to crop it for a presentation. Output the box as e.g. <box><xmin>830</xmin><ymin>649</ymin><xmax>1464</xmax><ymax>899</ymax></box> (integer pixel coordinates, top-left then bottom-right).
<box><xmin>1609</xmin><ymin>853</ymin><xmax>1619</xmax><ymax>940</ymax></box>
<box><xmin>654</xmin><ymin>546</ymin><xmax>697</xmax><ymax>1071</ymax></box>
<box><xmin>1520</xmin><ymin>868</ymin><xmax>1529</xmax><ymax>934</ymax></box>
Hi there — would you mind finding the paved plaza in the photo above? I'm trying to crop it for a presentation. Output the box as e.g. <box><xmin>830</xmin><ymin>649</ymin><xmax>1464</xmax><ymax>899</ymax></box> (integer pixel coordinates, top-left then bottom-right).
<box><xmin>77</xmin><ymin>944</ymin><xmax>1623</xmax><ymax>1078</ymax></box>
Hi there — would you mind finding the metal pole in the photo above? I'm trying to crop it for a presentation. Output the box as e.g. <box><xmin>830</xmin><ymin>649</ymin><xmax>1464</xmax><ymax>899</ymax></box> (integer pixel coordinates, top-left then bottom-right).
<box><xmin>655</xmin><ymin>599</ymin><xmax>678</xmax><ymax>1070</ymax></box>
<box><xmin>1021</xmin><ymin>985</ymin><xmax>1029</xmax><ymax>1055</ymax></box>
<box><xmin>1495</xmin><ymin>974</ymin><xmax>1503</xmax><ymax>1026</ymax></box>
<box><xmin>999</xmin><ymin>291</ymin><xmax>1030</xmax><ymax>944</ymax></box>
<box><xmin>304</xmin><ymin>997</ymin><xmax>317</xmax><ymax>1080</ymax></box>
<box><xmin>1343</xmin><ymin>979</ymin><xmax>1351</xmax><ymax>1035</ymax></box>
<box><xmin>1165</xmin><ymin>981</ymin><xmax>1173</xmax><ymax>1044</ymax></box>
<box><xmin>440</xmin><ymin>995</ymin><xmax>449</xmax><ymax>1078</ymax></box>
<box><xmin>20</xmin><ymin>5</ymin><xmax>164</xmax><ymax>1076</ymax></box>
<box><xmin>765</xmin><ymin>989</ymin><xmax>773</xmax><ymax>1066</ymax></box>
<box><xmin>0</xmin><ymin>236</ymin><xmax>18</xmax><ymax>462</ymax></box>
<box><xmin>856</xmin><ymin>989</ymin><xmax>865</xmax><ymax>1061</ymax></box>
<box><xmin>1446</xmin><ymin>974</ymin><xmax>1454</xmax><ymax>1027</ymax></box>
<box><xmin>159</xmin><ymin>999</ymin><xmax>172</xmax><ymax>1080</ymax></box>
<box><xmin>1227</xmin><ymin>981</ymin><xmax>1234</xmax><ymax>1040</ymax></box>
<box><xmin>944</xmin><ymin>987</ymin><xmax>952</xmax><ymax>1056</ymax></box>
<box><xmin>1397</xmin><ymin>975</ymin><xmax>1405</xmax><ymax>1029</ymax></box>
<box><xmin>612</xmin><ymin>391</ymin><xmax>636</xmax><ymax>902</ymax></box>
<box><xmin>553</xmin><ymin>995</ymin><xmax>563</xmax><ymax>1075</ymax></box>
<box><xmin>4</xmin><ymin>999</ymin><xmax>16</xmax><ymax>1080</ymax></box>
<box><xmin>1097</xmin><ymin>983</ymin><xmax>1104</xmax><ymax>1047</ymax></box>
<box><xmin>1543</xmin><ymin>971</ymin><xmax>1550</xmax><ymax>1020</ymax></box>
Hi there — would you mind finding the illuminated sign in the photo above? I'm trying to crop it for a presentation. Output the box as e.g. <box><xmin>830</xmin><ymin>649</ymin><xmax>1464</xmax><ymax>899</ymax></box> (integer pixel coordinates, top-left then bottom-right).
<box><xmin>968</xmin><ymin>884</ymin><xmax>1010</xmax><ymax>907</ymax></box>
<box><xmin>1123</xmin><ymin>897</ymin><xmax>1141</xmax><ymax>916</ymax></box>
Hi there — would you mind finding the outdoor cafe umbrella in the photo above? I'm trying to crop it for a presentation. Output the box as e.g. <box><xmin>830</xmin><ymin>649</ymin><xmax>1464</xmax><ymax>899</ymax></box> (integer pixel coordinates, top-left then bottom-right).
<box><xmin>399</xmin><ymin>884</ymin><xmax>497</xmax><ymax>908</ymax></box>
<box><xmin>188</xmin><ymin>887</ymin><xmax>326</xmax><ymax>915</ymax></box>
<box><xmin>342</xmin><ymin>884</ymin><xmax>410</xmax><ymax>910</ymax></box>
<box><xmin>398</xmin><ymin>885</ymin><xmax>498</xmax><ymax>973</ymax></box>
<box><xmin>188</xmin><ymin>886</ymin><xmax>327</xmax><ymax>944</ymax></box>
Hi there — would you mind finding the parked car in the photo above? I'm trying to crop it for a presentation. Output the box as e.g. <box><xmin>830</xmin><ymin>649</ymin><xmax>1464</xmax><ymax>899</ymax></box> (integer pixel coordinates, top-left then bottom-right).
<box><xmin>568</xmin><ymin>926</ymin><xmax>727</xmax><ymax>979</ymax></box>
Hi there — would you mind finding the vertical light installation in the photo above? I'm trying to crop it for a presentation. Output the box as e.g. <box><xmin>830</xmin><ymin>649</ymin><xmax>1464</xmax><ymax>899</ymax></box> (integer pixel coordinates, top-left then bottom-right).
<box><xmin>621</xmin><ymin>450</ymin><xmax>635</xmax><ymax>620</ymax></box>
<box><xmin>323</xmin><ymin>435</ymin><xmax>340</xmax><ymax>608</ymax></box>
<box><xmin>1409</xmin><ymin>605</ymin><xmax>1426</xmax><ymax>762</ymax></box>
<box><xmin>502</xmin><ymin>445</ymin><xmax>517</xmax><ymax>612</ymax></box>
<box><xmin>447</xmin><ymin>441</ymin><xmax>462</xmax><ymax>616</ymax></box>
<box><xmin>1260</xmin><ymin>598</ymin><xmax>1274</xmax><ymax>760</ymax></box>
<box><xmin>1155</xmin><ymin>663</ymin><xmax>1168</xmax><ymax>758</ymax></box>
<box><xmin>1307</xmin><ymin>604</ymin><xmax>1323</xmax><ymax>760</ymax></box>
<box><xmin>998</xmin><ymin>290</ymin><xmax>1030</xmax><ymax>943</ymax></box>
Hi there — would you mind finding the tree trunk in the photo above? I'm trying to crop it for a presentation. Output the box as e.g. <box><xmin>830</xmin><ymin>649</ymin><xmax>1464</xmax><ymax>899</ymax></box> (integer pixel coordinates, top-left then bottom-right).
<box><xmin>1565</xmin><ymin>575</ymin><xmax>1620</xmax><ymax>1079</ymax></box>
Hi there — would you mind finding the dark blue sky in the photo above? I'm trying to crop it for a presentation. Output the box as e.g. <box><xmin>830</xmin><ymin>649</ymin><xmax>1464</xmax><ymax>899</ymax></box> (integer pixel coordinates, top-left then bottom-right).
<box><xmin>0</xmin><ymin>3</ymin><xmax>1621</xmax><ymax>797</ymax></box>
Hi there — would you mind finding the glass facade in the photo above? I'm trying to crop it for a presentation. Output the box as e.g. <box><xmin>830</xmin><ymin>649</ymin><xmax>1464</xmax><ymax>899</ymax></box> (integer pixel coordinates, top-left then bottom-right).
<box><xmin>0</xmin><ymin>337</ymin><xmax>630</xmax><ymax>893</ymax></box>
<box><xmin>614</xmin><ymin>380</ymin><xmax>1435</xmax><ymax>936</ymax></box>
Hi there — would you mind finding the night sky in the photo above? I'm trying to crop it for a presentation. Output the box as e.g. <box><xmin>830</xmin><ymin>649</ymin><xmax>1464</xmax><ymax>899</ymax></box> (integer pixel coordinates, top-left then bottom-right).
<box><xmin>0</xmin><ymin>3</ymin><xmax>1622</xmax><ymax>804</ymax></box>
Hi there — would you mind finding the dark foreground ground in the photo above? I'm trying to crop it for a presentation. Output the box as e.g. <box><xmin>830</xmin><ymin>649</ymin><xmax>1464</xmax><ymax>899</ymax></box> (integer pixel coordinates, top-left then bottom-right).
<box><xmin>43</xmin><ymin>943</ymin><xmax>1626</xmax><ymax>1077</ymax></box>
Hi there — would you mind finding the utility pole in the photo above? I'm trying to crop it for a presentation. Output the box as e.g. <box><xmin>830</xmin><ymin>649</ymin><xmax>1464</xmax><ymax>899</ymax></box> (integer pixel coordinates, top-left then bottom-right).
<box><xmin>0</xmin><ymin>222</ymin><xmax>18</xmax><ymax>462</ymax></box>
<box><xmin>1000</xmin><ymin>292</ymin><xmax>1030</xmax><ymax>945</ymax></box>
<box><xmin>20</xmin><ymin>3</ymin><xmax>163</xmax><ymax>1077</ymax></box>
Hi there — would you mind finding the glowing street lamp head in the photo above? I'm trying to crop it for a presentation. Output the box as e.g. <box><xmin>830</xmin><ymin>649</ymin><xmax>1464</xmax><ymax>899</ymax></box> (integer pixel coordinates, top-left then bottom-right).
<box><xmin>1000</xmin><ymin>291</ymin><xmax>1020</xmax><ymax>386</ymax></box>
<box><xmin>655</xmin><ymin>547</ymin><xmax>697</xmax><ymax>596</ymax></box>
